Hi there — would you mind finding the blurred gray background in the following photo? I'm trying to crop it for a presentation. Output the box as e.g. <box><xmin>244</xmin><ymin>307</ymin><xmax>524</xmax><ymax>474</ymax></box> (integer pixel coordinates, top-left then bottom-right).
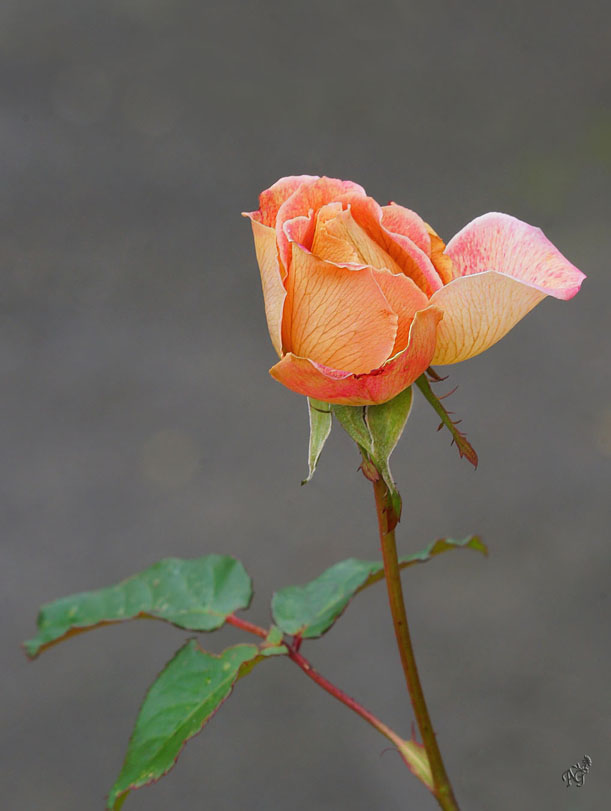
<box><xmin>3</xmin><ymin>1</ymin><xmax>610</xmax><ymax>809</ymax></box>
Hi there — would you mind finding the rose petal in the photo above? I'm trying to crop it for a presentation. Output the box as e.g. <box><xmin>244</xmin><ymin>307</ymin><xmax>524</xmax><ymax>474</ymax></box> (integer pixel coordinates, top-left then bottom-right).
<box><xmin>283</xmin><ymin>212</ymin><xmax>317</xmax><ymax>263</ymax></box>
<box><xmin>445</xmin><ymin>212</ymin><xmax>586</xmax><ymax>298</ymax></box>
<box><xmin>381</xmin><ymin>203</ymin><xmax>431</xmax><ymax>255</ymax></box>
<box><xmin>270</xmin><ymin>306</ymin><xmax>443</xmax><ymax>405</ymax></box>
<box><xmin>346</xmin><ymin>194</ymin><xmax>443</xmax><ymax>296</ymax></box>
<box><xmin>311</xmin><ymin>205</ymin><xmax>405</xmax><ymax>274</ymax></box>
<box><xmin>244</xmin><ymin>216</ymin><xmax>286</xmax><ymax>356</ymax></box>
<box><xmin>276</xmin><ymin>176</ymin><xmax>367</xmax><ymax>270</ymax></box>
<box><xmin>287</xmin><ymin>205</ymin><xmax>429</xmax><ymax>357</ymax></box>
<box><xmin>423</xmin><ymin>222</ymin><xmax>456</xmax><ymax>285</ymax></box>
<box><xmin>371</xmin><ymin>268</ymin><xmax>430</xmax><ymax>355</ymax></box>
<box><xmin>281</xmin><ymin>243</ymin><xmax>398</xmax><ymax>374</ymax></box>
<box><xmin>430</xmin><ymin>271</ymin><xmax>547</xmax><ymax>364</ymax></box>
<box><xmin>430</xmin><ymin>212</ymin><xmax>587</xmax><ymax>364</ymax></box>
<box><xmin>246</xmin><ymin>175</ymin><xmax>319</xmax><ymax>227</ymax></box>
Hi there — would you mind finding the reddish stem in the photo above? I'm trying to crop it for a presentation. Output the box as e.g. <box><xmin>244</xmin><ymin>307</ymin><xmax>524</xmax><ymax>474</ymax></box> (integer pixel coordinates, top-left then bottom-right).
<box><xmin>225</xmin><ymin>613</ymin><xmax>268</xmax><ymax>638</ymax></box>
<box><xmin>286</xmin><ymin>646</ymin><xmax>409</xmax><ymax>755</ymax></box>
<box><xmin>225</xmin><ymin>614</ymin><xmax>412</xmax><ymax>765</ymax></box>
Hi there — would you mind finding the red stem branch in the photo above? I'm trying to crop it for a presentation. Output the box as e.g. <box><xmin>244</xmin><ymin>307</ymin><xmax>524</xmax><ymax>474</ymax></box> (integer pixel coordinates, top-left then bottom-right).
<box><xmin>225</xmin><ymin>614</ymin><xmax>412</xmax><ymax>765</ymax></box>
<box><xmin>225</xmin><ymin>613</ymin><xmax>268</xmax><ymax>638</ymax></box>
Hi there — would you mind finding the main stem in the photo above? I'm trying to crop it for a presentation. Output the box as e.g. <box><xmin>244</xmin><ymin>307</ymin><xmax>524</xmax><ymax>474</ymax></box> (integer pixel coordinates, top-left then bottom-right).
<box><xmin>372</xmin><ymin>476</ymin><xmax>460</xmax><ymax>811</ymax></box>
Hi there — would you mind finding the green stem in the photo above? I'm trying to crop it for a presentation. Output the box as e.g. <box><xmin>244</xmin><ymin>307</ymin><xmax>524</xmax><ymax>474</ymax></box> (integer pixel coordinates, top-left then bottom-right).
<box><xmin>372</xmin><ymin>475</ymin><xmax>460</xmax><ymax>811</ymax></box>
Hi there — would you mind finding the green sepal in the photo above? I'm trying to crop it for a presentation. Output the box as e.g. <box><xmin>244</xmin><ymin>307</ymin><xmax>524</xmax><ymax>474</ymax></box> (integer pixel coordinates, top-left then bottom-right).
<box><xmin>365</xmin><ymin>386</ymin><xmax>413</xmax><ymax>508</ymax></box>
<box><xmin>332</xmin><ymin>405</ymin><xmax>373</xmax><ymax>454</ymax></box>
<box><xmin>272</xmin><ymin>536</ymin><xmax>486</xmax><ymax>638</ymax></box>
<box><xmin>107</xmin><ymin>641</ymin><xmax>260</xmax><ymax>809</ymax></box>
<box><xmin>415</xmin><ymin>373</ymin><xmax>478</xmax><ymax>468</ymax></box>
<box><xmin>302</xmin><ymin>398</ymin><xmax>332</xmax><ymax>484</ymax></box>
<box><xmin>333</xmin><ymin>388</ymin><xmax>413</xmax><ymax>512</ymax></box>
<box><xmin>24</xmin><ymin>555</ymin><xmax>252</xmax><ymax>658</ymax></box>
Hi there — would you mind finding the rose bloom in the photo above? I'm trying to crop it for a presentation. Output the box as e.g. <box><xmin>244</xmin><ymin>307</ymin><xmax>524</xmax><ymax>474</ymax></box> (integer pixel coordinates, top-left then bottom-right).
<box><xmin>244</xmin><ymin>176</ymin><xmax>585</xmax><ymax>405</ymax></box>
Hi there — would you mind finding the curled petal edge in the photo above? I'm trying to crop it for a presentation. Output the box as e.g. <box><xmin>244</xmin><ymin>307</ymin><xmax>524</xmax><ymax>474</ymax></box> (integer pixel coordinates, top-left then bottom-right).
<box><xmin>445</xmin><ymin>212</ymin><xmax>586</xmax><ymax>298</ymax></box>
<box><xmin>244</xmin><ymin>215</ymin><xmax>286</xmax><ymax>356</ymax></box>
<box><xmin>270</xmin><ymin>306</ymin><xmax>443</xmax><ymax>406</ymax></box>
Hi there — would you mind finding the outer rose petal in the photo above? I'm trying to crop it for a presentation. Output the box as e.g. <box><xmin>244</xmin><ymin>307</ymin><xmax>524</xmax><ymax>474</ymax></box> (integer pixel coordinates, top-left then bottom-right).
<box><xmin>276</xmin><ymin>176</ymin><xmax>367</xmax><ymax>270</ymax></box>
<box><xmin>370</xmin><ymin>268</ymin><xmax>430</xmax><ymax>355</ymax></box>
<box><xmin>250</xmin><ymin>175</ymin><xmax>318</xmax><ymax>227</ymax></box>
<box><xmin>270</xmin><ymin>307</ymin><xmax>443</xmax><ymax>405</ymax></box>
<box><xmin>244</xmin><ymin>215</ymin><xmax>286</xmax><ymax>356</ymax></box>
<box><xmin>282</xmin><ymin>244</ymin><xmax>398</xmax><ymax>374</ymax></box>
<box><xmin>445</xmin><ymin>212</ymin><xmax>586</xmax><ymax>298</ymax></box>
<box><xmin>430</xmin><ymin>271</ymin><xmax>547</xmax><ymax>364</ymax></box>
<box><xmin>430</xmin><ymin>212</ymin><xmax>587</xmax><ymax>365</ymax></box>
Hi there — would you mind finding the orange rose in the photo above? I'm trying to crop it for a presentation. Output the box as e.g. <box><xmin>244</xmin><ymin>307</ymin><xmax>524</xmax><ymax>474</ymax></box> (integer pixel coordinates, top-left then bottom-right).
<box><xmin>244</xmin><ymin>176</ymin><xmax>585</xmax><ymax>405</ymax></box>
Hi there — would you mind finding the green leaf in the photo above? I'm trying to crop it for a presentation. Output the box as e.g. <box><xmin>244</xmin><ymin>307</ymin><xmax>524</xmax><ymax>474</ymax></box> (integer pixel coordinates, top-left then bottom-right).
<box><xmin>260</xmin><ymin>644</ymin><xmax>289</xmax><ymax>657</ymax></box>
<box><xmin>362</xmin><ymin>535</ymin><xmax>488</xmax><ymax>590</ymax></box>
<box><xmin>259</xmin><ymin>624</ymin><xmax>288</xmax><ymax>656</ymax></box>
<box><xmin>107</xmin><ymin>641</ymin><xmax>260</xmax><ymax>809</ymax></box>
<box><xmin>24</xmin><ymin>555</ymin><xmax>252</xmax><ymax>658</ymax></box>
<box><xmin>365</xmin><ymin>386</ymin><xmax>413</xmax><ymax>511</ymax></box>
<box><xmin>272</xmin><ymin>558</ymin><xmax>378</xmax><ymax>638</ymax></box>
<box><xmin>415</xmin><ymin>373</ymin><xmax>478</xmax><ymax>468</ymax></box>
<box><xmin>265</xmin><ymin>625</ymin><xmax>284</xmax><ymax>645</ymax></box>
<box><xmin>303</xmin><ymin>398</ymin><xmax>332</xmax><ymax>484</ymax></box>
<box><xmin>272</xmin><ymin>536</ymin><xmax>486</xmax><ymax>638</ymax></box>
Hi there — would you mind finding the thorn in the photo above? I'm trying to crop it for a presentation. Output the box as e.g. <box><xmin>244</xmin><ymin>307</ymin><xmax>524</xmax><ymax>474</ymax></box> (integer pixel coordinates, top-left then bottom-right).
<box><xmin>426</xmin><ymin>366</ymin><xmax>448</xmax><ymax>382</ymax></box>
<box><xmin>437</xmin><ymin>386</ymin><xmax>459</xmax><ymax>400</ymax></box>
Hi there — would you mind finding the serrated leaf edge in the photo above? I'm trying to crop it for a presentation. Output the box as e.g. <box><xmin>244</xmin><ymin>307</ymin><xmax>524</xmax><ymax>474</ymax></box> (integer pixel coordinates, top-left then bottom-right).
<box><xmin>272</xmin><ymin>537</ymin><xmax>487</xmax><ymax>639</ymax></box>
<box><xmin>107</xmin><ymin>640</ymin><xmax>260</xmax><ymax>809</ymax></box>
<box><xmin>24</xmin><ymin>555</ymin><xmax>252</xmax><ymax>659</ymax></box>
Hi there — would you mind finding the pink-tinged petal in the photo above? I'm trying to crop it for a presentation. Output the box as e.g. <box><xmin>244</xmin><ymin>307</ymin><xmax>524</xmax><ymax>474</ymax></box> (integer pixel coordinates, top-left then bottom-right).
<box><xmin>311</xmin><ymin>204</ymin><xmax>405</xmax><ymax>273</ymax></box>
<box><xmin>276</xmin><ymin>176</ymin><xmax>367</xmax><ymax>270</ymax></box>
<box><xmin>345</xmin><ymin>194</ymin><xmax>443</xmax><ymax>296</ymax></box>
<box><xmin>445</xmin><ymin>212</ymin><xmax>586</xmax><ymax>298</ymax></box>
<box><xmin>430</xmin><ymin>271</ymin><xmax>546</xmax><ymax>364</ymax></box>
<box><xmin>281</xmin><ymin>243</ymin><xmax>398</xmax><ymax>374</ymax></box>
<box><xmin>381</xmin><ymin>203</ymin><xmax>432</xmax><ymax>255</ymax></box>
<box><xmin>245</xmin><ymin>175</ymin><xmax>319</xmax><ymax>227</ymax></box>
<box><xmin>283</xmin><ymin>211</ymin><xmax>317</xmax><ymax>262</ymax></box>
<box><xmin>371</xmin><ymin>267</ymin><xmax>430</xmax><ymax>355</ymax></box>
<box><xmin>270</xmin><ymin>307</ymin><xmax>443</xmax><ymax>405</ymax></box>
<box><xmin>245</xmin><ymin>216</ymin><xmax>287</xmax><ymax>356</ymax></box>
